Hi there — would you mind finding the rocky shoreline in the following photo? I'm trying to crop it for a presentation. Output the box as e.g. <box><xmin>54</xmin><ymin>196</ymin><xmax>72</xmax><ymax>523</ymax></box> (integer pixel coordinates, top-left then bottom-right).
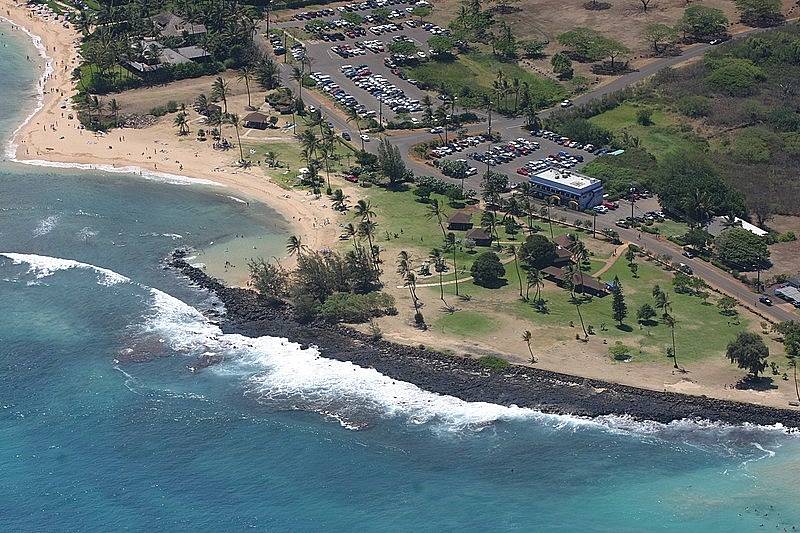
<box><xmin>169</xmin><ymin>253</ymin><xmax>800</xmax><ymax>429</ymax></box>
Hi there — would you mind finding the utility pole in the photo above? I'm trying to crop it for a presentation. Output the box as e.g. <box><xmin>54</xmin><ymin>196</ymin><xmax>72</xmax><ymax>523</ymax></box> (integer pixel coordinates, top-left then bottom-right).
<box><xmin>629</xmin><ymin>187</ymin><xmax>635</xmax><ymax>220</ymax></box>
<box><xmin>283</xmin><ymin>30</ymin><xmax>288</xmax><ymax>63</ymax></box>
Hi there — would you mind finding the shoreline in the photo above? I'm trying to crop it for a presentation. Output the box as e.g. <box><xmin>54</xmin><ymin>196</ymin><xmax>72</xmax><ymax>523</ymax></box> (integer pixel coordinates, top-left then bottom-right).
<box><xmin>0</xmin><ymin>2</ymin><xmax>336</xmax><ymax>262</ymax></box>
<box><xmin>169</xmin><ymin>252</ymin><xmax>800</xmax><ymax>429</ymax></box>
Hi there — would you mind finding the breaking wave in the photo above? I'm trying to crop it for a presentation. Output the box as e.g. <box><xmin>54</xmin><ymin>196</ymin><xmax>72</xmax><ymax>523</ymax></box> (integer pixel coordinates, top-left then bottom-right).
<box><xmin>2</xmin><ymin>251</ymin><xmax>796</xmax><ymax>448</ymax></box>
<box><xmin>32</xmin><ymin>214</ymin><xmax>59</xmax><ymax>237</ymax></box>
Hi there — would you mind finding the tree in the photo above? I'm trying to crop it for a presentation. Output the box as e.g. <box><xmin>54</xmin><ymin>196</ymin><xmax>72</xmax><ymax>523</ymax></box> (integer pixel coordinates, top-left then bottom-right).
<box><xmin>377</xmin><ymin>138</ymin><xmax>411</xmax><ymax>184</ymax></box>
<box><xmin>445</xmin><ymin>232</ymin><xmax>460</xmax><ymax>296</ymax></box>
<box><xmin>657</xmin><ymin>150</ymin><xmax>744</xmax><ymax>223</ymax></box>
<box><xmin>427</xmin><ymin>198</ymin><xmax>448</xmax><ymax>239</ymax></box>
<box><xmin>636</xmin><ymin>108</ymin><xmax>653</xmax><ymax>126</ymax></box>
<box><xmin>520</xmin><ymin>234</ymin><xmax>556</xmax><ymax>270</ymax></box>
<box><xmin>522</xmin><ymin>330</ymin><xmax>536</xmax><ymax>363</ymax></box>
<box><xmin>430</xmin><ymin>248</ymin><xmax>450</xmax><ymax>308</ymax></box>
<box><xmin>527</xmin><ymin>268</ymin><xmax>544</xmax><ymax>304</ymax></box>
<box><xmin>643</xmin><ymin>23</ymin><xmax>679</xmax><ymax>54</ymax></box>
<box><xmin>507</xmin><ymin>244</ymin><xmax>524</xmax><ymax>298</ymax></box>
<box><xmin>680</xmin><ymin>5</ymin><xmax>729</xmax><ymax>41</ymax></box>
<box><xmin>237</xmin><ymin>66</ymin><xmax>254</xmax><ymax>109</ymax></box>
<box><xmin>286</xmin><ymin>235</ymin><xmax>307</xmax><ymax>256</ymax></box>
<box><xmin>726</xmin><ymin>331</ymin><xmax>769</xmax><ymax>378</ymax></box>
<box><xmin>639</xmin><ymin>0</ymin><xmax>654</xmax><ymax>13</ymax></box>
<box><xmin>705</xmin><ymin>58</ymin><xmax>765</xmax><ymax>97</ymax></box>
<box><xmin>715</xmin><ymin>228</ymin><xmax>769</xmax><ymax>270</ymax></box>
<box><xmin>227</xmin><ymin>114</ymin><xmax>246</xmax><ymax>164</ymax></box>
<box><xmin>611</xmin><ymin>276</ymin><xmax>627</xmax><ymax>326</ymax></box>
<box><xmin>211</xmin><ymin>76</ymin><xmax>230</xmax><ymax>114</ymax></box>
<box><xmin>248</xmin><ymin>258</ymin><xmax>288</xmax><ymax>300</ymax></box>
<box><xmin>109</xmin><ymin>98</ymin><xmax>120</xmax><ymax>127</ymax></box>
<box><xmin>551</xmin><ymin>52</ymin><xmax>573</xmax><ymax>79</ymax></box>
<box><xmin>256</xmin><ymin>55</ymin><xmax>281</xmax><ymax>90</ymax></box>
<box><xmin>331</xmin><ymin>189</ymin><xmax>349</xmax><ymax>211</ymax></box>
<box><xmin>683</xmin><ymin>227</ymin><xmax>712</xmax><ymax>249</ymax></box>
<box><xmin>636</xmin><ymin>303</ymin><xmax>657</xmax><ymax>325</ymax></box>
<box><xmin>471</xmin><ymin>251</ymin><xmax>505</xmax><ymax>287</ymax></box>
<box><xmin>734</xmin><ymin>0</ymin><xmax>783</xmax><ymax>27</ymax></box>
<box><xmin>173</xmin><ymin>111</ymin><xmax>189</xmax><ymax>136</ymax></box>
<box><xmin>557</xmin><ymin>27</ymin><xmax>607</xmax><ymax>61</ymax></box>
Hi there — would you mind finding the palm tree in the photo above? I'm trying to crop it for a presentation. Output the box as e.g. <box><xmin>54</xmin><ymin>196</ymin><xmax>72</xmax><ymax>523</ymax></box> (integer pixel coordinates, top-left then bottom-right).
<box><xmin>426</xmin><ymin>198</ymin><xmax>447</xmax><ymax>239</ymax></box>
<box><xmin>286</xmin><ymin>235</ymin><xmax>307</xmax><ymax>256</ymax></box>
<box><xmin>445</xmin><ymin>232</ymin><xmax>459</xmax><ymax>296</ymax></box>
<box><xmin>331</xmin><ymin>189</ymin><xmax>349</xmax><ymax>211</ymax></box>
<box><xmin>396</xmin><ymin>250</ymin><xmax>412</xmax><ymax>277</ymax></box>
<box><xmin>265</xmin><ymin>150</ymin><xmax>277</xmax><ymax>167</ymax></box>
<box><xmin>173</xmin><ymin>111</ymin><xmax>189</xmax><ymax>136</ymax></box>
<box><xmin>430</xmin><ymin>248</ymin><xmax>449</xmax><ymax>308</ymax></box>
<box><xmin>508</xmin><ymin>244</ymin><xmax>523</xmax><ymax>298</ymax></box>
<box><xmin>298</xmin><ymin>129</ymin><xmax>320</xmax><ymax>161</ymax></box>
<box><xmin>664</xmin><ymin>314</ymin><xmax>679</xmax><ymax>370</ymax></box>
<box><xmin>354</xmin><ymin>199</ymin><xmax>376</xmax><ymax>222</ymax></box>
<box><xmin>564</xmin><ymin>263</ymin><xmax>588</xmax><ymax>338</ymax></box>
<box><xmin>344</xmin><ymin>106</ymin><xmax>364</xmax><ymax>149</ymax></box>
<box><xmin>227</xmin><ymin>113</ymin><xmax>245</xmax><ymax>164</ymax></box>
<box><xmin>211</xmin><ymin>76</ymin><xmax>230</xmax><ymax>114</ymax></box>
<box><xmin>522</xmin><ymin>330</ymin><xmax>536</xmax><ymax>363</ymax></box>
<box><xmin>256</xmin><ymin>55</ymin><xmax>281</xmax><ymax>90</ymax></box>
<box><xmin>788</xmin><ymin>357</ymin><xmax>799</xmax><ymax>403</ymax></box>
<box><xmin>358</xmin><ymin>219</ymin><xmax>379</xmax><ymax>268</ymax></box>
<box><xmin>109</xmin><ymin>98</ymin><xmax>120</xmax><ymax>127</ymax></box>
<box><xmin>527</xmin><ymin>268</ymin><xmax>544</xmax><ymax>304</ymax></box>
<box><xmin>237</xmin><ymin>67</ymin><xmax>254</xmax><ymax>109</ymax></box>
<box><xmin>571</xmin><ymin>239</ymin><xmax>588</xmax><ymax>293</ymax></box>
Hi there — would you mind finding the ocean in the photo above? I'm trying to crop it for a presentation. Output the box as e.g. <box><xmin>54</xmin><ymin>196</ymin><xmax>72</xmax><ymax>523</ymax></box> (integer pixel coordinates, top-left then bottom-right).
<box><xmin>1</xmin><ymin>21</ymin><xmax>800</xmax><ymax>532</ymax></box>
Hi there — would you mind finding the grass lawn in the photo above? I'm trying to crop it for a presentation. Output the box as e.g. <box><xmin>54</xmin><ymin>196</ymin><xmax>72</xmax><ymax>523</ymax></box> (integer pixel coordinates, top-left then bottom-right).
<box><xmin>242</xmin><ymin>138</ymin><xmax>354</xmax><ymax>189</ymax></box>
<box><xmin>652</xmin><ymin>219</ymin><xmax>689</xmax><ymax>239</ymax></box>
<box><xmin>433</xmin><ymin>310</ymin><xmax>496</xmax><ymax>338</ymax></box>
<box><xmin>431</xmin><ymin>253</ymin><xmax>748</xmax><ymax>364</ymax></box>
<box><xmin>366</xmin><ymin>184</ymin><xmax>599</xmax><ymax>278</ymax></box>
<box><xmin>405</xmin><ymin>53</ymin><xmax>566</xmax><ymax>109</ymax></box>
<box><xmin>589</xmin><ymin>102</ymin><xmax>703</xmax><ymax>160</ymax></box>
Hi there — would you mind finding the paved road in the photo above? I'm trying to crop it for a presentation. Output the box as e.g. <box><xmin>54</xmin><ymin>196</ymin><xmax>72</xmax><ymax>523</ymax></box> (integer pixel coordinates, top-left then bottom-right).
<box><xmin>258</xmin><ymin>17</ymin><xmax>798</xmax><ymax>322</ymax></box>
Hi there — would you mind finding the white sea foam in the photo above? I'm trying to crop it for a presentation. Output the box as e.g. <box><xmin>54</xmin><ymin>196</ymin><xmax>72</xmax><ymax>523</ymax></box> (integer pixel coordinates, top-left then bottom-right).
<box><xmin>0</xmin><ymin>252</ymin><xmax>130</xmax><ymax>286</ymax></box>
<box><xmin>140</xmin><ymin>286</ymin><xmax>800</xmax><ymax>440</ymax></box>
<box><xmin>226</xmin><ymin>195</ymin><xmax>248</xmax><ymax>204</ymax></box>
<box><xmin>33</xmin><ymin>214</ymin><xmax>59</xmax><ymax>237</ymax></box>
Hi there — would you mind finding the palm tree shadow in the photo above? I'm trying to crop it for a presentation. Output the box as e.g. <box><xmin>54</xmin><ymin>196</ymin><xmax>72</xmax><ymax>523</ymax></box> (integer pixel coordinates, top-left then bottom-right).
<box><xmin>615</xmin><ymin>323</ymin><xmax>634</xmax><ymax>332</ymax></box>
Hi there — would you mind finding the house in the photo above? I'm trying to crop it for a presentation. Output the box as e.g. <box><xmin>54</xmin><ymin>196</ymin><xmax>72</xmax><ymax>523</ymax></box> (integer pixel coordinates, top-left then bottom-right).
<box><xmin>466</xmin><ymin>228</ymin><xmax>492</xmax><ymax>247</ymax></box>
<box><xmin>554</xmin><ymin>234</ymin><xmax>577</xmax><ymax>251</ymax></box>
<box><xmin>447</xmin><ymin>211</ymin><xmax>473</xmax><ymax>231</ymax></box>
<box><xmin>243</xmin><ymin>112</ymin><xmax>270</xmax><ymax>130</ymax></box>
<box><xmin>151</xmin><ymin>12</ymin><xmax>207</xmax><ymax>39</ymax></box>
<box><xmin>706</xmin><ymin>217</ymin><xmax>768</xmax><ymax>238</ymax></box>
<box><xmin>553</xmin><ymin>246</ymin><xmax>573</xmax><ymax>266</ymax></box>
<box><xmin>775</xmin><ymin>285</ymin><xmax>800</xmax><ymax>307</ymax></box>
<box><xmin>541</xmin><ymin>266</ymin><xmax>608</xmax><ymax>297</ymax></box>
<box><xmin>175</xmin><ymin>45</ymin><xmax>211</xmax><ymax>62</ymax></box>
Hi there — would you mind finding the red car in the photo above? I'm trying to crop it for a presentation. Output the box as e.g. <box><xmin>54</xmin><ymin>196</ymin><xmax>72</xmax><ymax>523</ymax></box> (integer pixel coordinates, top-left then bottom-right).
<box><xmin>345</xmin><ymin>174</ymin><xmax>359</xmax><ymax>183</ymax></box>
<box><xmin>516</xmin><ymin>168</ymin><xmax>529</xmax><ymax>176</ymax></box>
<box><xmin>602</xmin><ymin>200</ymin><xmax>619</xmax><ymax>210</ymax></box>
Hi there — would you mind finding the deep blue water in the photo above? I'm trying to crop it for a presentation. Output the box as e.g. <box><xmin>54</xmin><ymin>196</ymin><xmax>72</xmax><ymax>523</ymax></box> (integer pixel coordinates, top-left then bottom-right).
<box><xmin>2</xmin><ymin>21</ymin><xmax>800</xmax><ymax>532</ymax></box>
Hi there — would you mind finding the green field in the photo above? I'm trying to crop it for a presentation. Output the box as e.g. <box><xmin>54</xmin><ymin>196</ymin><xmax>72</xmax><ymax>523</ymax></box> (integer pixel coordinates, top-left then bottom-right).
<box><xmin>588</xmin><ymin>102</ymin><xmax>704</xmax><ymax>160</ymax></box>
<box><xmin>433</xmin><ymin>310</ymin><xmax>496</xmax><ymax>338</ymax></box>
<box><xmin>405</xmin><ymin>53</ymin><xmax>566</xmax><ymax>110</ymax></box>
<box><xmin>243</xmin><ymin>137</ymin><xmax>354</xmax><ymax>188</ymax></box>
<box><xmin>431</xmin><ymin>253</ymin><xmax>749</xmax><ymax>364</ymax></box>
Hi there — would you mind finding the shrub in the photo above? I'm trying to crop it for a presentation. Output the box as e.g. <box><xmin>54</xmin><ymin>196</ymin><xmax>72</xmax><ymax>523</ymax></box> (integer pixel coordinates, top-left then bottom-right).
<box><xmin>477</xmin><ymin>355</ymin><xmax>510</xmax><ymax>370</ymax></box>
<box><xmin>676</xmin><ymin>95</ymin><xmax>712</xmax><ymax>118</ymax></box>
<box><xmin>318</xmin><ymin>292</ymin><xmax>397</xmax><ymax>323</ymax></box>
<box><xmin>470</xmin><ymin>251</ymin><xmax>506</xmax><ymax>287</ymax></box>
<box><xmin>609</xmin><ymin>341</ymin><xmax>632</xmax><ymax>361</ymax></box>
<box><xmin>705</xmin><ymin>58</ymin><xmax>765</xmax><ymax>96</ymax></box>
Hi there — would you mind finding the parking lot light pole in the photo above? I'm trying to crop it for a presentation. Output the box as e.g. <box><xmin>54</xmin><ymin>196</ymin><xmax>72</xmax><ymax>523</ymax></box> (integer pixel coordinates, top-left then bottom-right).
<box><xmin>629</xmin><ymin>187</ymin><xmax>635</xmax><ymax>220</ymax></box>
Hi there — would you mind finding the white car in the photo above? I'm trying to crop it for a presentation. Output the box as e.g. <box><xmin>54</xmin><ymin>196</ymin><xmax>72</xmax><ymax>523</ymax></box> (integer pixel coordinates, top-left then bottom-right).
<box><xmin>360</xmin><ymin>134</ymin><xmax>371</xmax><ymax>142</ymax></box>
<box><xmin>593</xmin><ymin>205</ymin><xmax>609</xmax><ymax>214</ymax></box>
<box><xmin>560</xmin><ymin>99</ymin><xmax>573</xmax><ymax>108</ymax></box>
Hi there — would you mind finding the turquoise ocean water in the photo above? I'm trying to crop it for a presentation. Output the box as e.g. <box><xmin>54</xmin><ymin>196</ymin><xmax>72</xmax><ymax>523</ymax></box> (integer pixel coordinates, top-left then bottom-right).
<box><xmin>1</xmin><ymin>22</ymin><xmax>800</xmax><ymax>532</ymax></box>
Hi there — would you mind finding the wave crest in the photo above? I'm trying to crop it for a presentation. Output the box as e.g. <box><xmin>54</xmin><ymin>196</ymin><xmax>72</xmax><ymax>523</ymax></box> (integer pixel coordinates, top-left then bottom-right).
<box><xmin>0</xmin><ymin>252</ymin><xmax>130</xmax><ymax>286</ymax></box>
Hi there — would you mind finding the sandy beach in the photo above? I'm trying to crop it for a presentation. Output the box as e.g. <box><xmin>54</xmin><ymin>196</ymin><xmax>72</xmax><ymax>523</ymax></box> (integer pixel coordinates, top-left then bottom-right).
<box><xmin>2</xmin><ymin>0</ymin><xmax>338</xmax><ymax>269</ymax></box>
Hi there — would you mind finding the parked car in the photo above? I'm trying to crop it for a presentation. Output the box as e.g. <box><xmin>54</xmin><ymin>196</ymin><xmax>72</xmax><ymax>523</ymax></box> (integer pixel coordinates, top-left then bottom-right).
<box><xmin>360</xmin><ymin>133</ymin><xmax>371</xmax><ymax>142</ymax></box>
<box><xmin>682</xmin><ymin>247</ymin><xmax>696</xmax><ymax>259</ymax></box>
<box><xmin>342</xmin><ymin>132</ymin><xmax>352</xmax><ymax>141</ymax></box>
<box><xmin>677</xmin><ymin>263</ymin><xmax>693</xmax><ymax>275</ymax></box>
<box><xmin>759</xmin><ymin>295</ymin><xmax>773</xmax><ymax>306</ymax></box>
<box><xmin>593</xmin><ymin>205</ymin><xmax>609</xmax><ymax>214</ymax></box>
<box><xmin>560</xmin><ymin>99</ymin><xmax>573</xmax><ymax>108</ymax></box>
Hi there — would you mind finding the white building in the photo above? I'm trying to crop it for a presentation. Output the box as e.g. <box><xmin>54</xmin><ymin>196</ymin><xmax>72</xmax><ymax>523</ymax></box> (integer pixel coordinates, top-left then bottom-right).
<box><xmin>528</xmin><ymin>168</ymin><xmax>605</xmax><ymax>210</ymax></box>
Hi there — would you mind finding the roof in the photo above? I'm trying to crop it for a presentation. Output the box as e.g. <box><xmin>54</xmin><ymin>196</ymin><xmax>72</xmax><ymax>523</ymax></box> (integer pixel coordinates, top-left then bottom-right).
<box><xmin>244</xmin><ymin>112</ymin><xmax>270</xmax><ymax>122</ymax></box>
<box><xmin>175</xmin><ymin>45</ymin><xmax>210</xmax><ymax>60</ymax></box>
<box><xmin>554</xmin><ymin>247</ymin><xmax>573</xmax><ymax>260</ymax></box>
<box><xmin>554</xmin><ymin>234</ymin><xmax>576</xmax><ymax>250</ymax></box>
<box><xmin>466</xmin><ymin>228</ymin><xmax>492</xmax><ymax>241</ymax></box>
<box><xmin>776</xmin><ymin>286</ymin><xmax>800</xmax><ymax>303</ymax></box>
<box><xmin>541</xmin><ymin>265</ymin><xmax>607</xmax><ymax>293</ymax></box>
<box><xmin>706</xmin><ymin>217</ymin><xmax>768</xmax><ymax>237</ymax></box>
<box><xmin>530</xmin><ymin>168</ymin><xmax>600</xmax><ymax>193</ymax></box>
<box><xmin>787</xmin><ymin>276</ymin><xmax>800</xmax><ymax>289</ymax></box>
<box><xmin>448</xmin><ymin>211</ymin><xmax>472</xmax><ymax>225</ymax></box>
<box><xmin>151</xmin><ymin>12</ymin><xmax>207</xmax><ymax>38</ymax></box>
